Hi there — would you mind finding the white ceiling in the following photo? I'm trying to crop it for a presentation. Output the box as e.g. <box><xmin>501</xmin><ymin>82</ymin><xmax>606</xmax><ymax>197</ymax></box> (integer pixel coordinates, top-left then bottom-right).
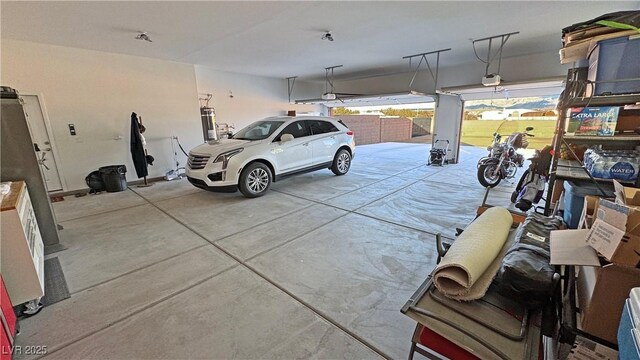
<box><xmin>2</xmin><ymin>1</ymin><xmax>638</xmax><ymax>80</ymax></box>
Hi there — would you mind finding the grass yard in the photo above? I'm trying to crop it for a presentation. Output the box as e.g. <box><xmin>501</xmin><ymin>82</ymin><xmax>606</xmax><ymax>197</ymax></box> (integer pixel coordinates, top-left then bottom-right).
<box><xmin>461</xmin><ymin>120</ymin><xmax>555</xmax><ymax>150</ymax></box>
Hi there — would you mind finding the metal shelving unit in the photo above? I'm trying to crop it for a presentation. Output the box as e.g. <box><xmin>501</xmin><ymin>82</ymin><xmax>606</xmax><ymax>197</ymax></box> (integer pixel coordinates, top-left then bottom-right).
<box><xmin>543</xmin><ymin>83</ymin><xmax>640</xmax><ymax>215</ymax></box>
<box><xmin>563</xmin><ymin>135</ymin><xmax>640</xmax><ymax>142</ymax></box>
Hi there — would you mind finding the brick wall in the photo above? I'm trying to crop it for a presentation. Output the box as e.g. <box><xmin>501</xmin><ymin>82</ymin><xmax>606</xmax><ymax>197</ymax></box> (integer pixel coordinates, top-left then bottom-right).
<box><xmin>412</xmin><ymin>117</ymin><xmax>432</xmax><ymax>136</ymax></box>
<box><xmin>336</xmin><ymin>115</ymin><xmax>381</xmax><ymax>145</ymax></box>
<box><xmin>381</xmin><ymin>117</ymin><xmax>413</xmax><ymax>142</ymax></box>
<box><xmin>336</xmin><ymin>115</ymin><xmax>413</xmax><ymax>144</ymax></box>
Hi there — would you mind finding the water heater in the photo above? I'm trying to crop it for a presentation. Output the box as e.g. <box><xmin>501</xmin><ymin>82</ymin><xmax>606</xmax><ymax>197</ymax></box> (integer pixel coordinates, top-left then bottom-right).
<box><xmin>200</xmin><ymin>107</ymin><xmax>217</xmax><ymax>141</ymax></box>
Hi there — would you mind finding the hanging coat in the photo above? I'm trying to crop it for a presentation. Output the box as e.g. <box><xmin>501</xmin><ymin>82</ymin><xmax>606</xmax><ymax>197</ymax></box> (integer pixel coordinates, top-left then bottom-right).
<box><xmin>130</xmin><ymin>112</ymin><xmax>148</xmax><ymax>178</ymax></box>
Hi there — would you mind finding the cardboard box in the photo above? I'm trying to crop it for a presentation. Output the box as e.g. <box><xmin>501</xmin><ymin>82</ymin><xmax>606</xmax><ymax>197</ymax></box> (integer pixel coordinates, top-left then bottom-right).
<box><xmin>568</xmin><ymin>107</ymin><xmax>619</xmax><ymax>136</ymax></box>
<box><xmin>616</xmin><ymin>108</ymin><xmax>640</xmax><ymax>134</ymax></box>
<box><xmin>550</xmin><ymin>230</ymin><xmax>640</xmax><ymax>344</ymax></box>
<box><xmin>577</xmin><ymin>264</ymin><xmax>640</xmax><ymax>344</ymax></box>
<box><xmin>564</xmin><ymin>26</ymin><xmax>622</xmax><ymax>46</ymax></box>
<box><xmin>560</xmin><ymin>29</ymin><xmax>638</xmax><ymax>64</ymax></box>
<box><xmin>567</xmin><ymin>335</ymin><xmax>618</xmax><ymax>360</ymax></box>
<box><xmin>585</xmin><ymin>181</ymin><xmax>640</xmax><ymax>267</ymax></box>
<box><xmin>578</xmin><ymin>195</ymin><xmax>600</xmax><ymax>229</ymax></box>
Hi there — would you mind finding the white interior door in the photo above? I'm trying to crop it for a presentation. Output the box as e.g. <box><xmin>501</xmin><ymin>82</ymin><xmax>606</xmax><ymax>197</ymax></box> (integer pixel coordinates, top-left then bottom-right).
<box><xmin>432</xmin><ymin>94</ymin><xmax>463</xmax><ymax>163</ymax></box>
<box><xmin>21</xmin><ymin>95</ymin><xmax>63</xmax><ymax>192</ymax></box>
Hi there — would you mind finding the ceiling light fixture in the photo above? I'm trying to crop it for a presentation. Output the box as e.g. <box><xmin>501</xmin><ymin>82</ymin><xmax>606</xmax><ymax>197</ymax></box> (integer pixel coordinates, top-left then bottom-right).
<box><xmin>135</xmin><ymin>32</ymin><xmax>152</xmax><ymax>42</ymax></box>
<box><xmin>321</xmin><ymin>31</ymin><xmax>333</xmax><ymax>42</ymax></box>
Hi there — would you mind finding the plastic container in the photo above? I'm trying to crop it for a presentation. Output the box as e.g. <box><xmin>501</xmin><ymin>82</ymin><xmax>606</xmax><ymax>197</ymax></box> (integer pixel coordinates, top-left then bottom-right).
<box><xmin>563</xmin><ymin>180</ymin><xmax>613</xmax><ymax>229</ymax></box>
<box><xmin>618</xmin><ymin>300</ymin><xmax>640</xmax><ymax>360</ymax></box>
<box><xmin>588</xmin><ymin>36</ymin><xmax>640</xmax><ymax>96</ymax></box>
<box><xmin>99</xmin><ymin>165</ymin><xmax>127</xmax><ymax>192</ymax></box>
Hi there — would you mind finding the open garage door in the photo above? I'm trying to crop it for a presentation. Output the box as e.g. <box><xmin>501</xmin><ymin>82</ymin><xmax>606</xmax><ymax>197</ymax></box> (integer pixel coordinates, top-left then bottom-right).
<box><xmin>443</xmin><ymin>78</ymin><xmax>564</xmax><ymax>162</ymax></box>
<box><xmin>433</xmin><ymin>94</ymin><xmax>463</xmax><ymax>163</ymax></box>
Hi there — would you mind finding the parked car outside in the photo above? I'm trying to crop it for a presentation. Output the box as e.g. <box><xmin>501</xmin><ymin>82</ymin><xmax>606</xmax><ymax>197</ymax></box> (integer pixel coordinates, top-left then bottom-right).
<box><xmin>186</xmin><ymin>116</ymin><xmax>355</xmax><ymax>198</ymax></box>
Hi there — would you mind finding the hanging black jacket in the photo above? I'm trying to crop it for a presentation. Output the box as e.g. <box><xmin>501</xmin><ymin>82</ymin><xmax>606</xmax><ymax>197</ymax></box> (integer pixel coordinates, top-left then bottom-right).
<box><xmin>130</xmin><ymin>112</ymin><xmax>148</xmax><ymax>178</ymax></box>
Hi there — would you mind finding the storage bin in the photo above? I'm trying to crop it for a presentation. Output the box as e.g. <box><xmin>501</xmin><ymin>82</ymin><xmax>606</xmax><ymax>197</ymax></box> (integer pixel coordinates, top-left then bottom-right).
<box><xmin>563</xmin><ymin>180</ymin><xmax>613</xmax><ymax>229</ymax></box>
<box><xmin>99</xmin><ymin>165</ymin><xmax>127</xmax><ymax>192</ymax></box>
<box><xmin>588</xmin><ymin>36</ymin><xmax>640</xmax><ymax>96</ymax></box>
<box><xmin>618</xmin><ymin>300</ymin><xmax>640</xmax><ymax>360</ymax></box>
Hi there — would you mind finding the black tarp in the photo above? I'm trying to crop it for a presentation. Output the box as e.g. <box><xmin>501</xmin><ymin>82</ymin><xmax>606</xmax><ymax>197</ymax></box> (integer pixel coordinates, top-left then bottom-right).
<box><xmin>130</xmin><ymin>112</ymin><xmax>148</xmax><ymax>178</ymax></box>
<box><xmin>563</xmin><ymin>10</ymin><xmax>640</xmax><ymax>34</ymax></box>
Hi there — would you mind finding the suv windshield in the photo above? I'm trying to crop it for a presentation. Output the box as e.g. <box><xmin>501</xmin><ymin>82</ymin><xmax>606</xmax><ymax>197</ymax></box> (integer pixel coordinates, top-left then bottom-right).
<box><xmin>233</xmin><ymin>120</ymin><xmax>285</xmax><ymax>141</ymax></box>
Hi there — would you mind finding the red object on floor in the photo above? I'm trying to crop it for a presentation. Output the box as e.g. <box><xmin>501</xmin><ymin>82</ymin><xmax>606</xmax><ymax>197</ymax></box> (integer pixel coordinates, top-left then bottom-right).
<box><xmin>418</xmin><ymin>325</ymin><xmax>480</xmax><ymax>360</ymax></box>
<box><xmin>0</xmin><ymin>276</ymin><xmax>16</xmax><ymax>360</ymax></box>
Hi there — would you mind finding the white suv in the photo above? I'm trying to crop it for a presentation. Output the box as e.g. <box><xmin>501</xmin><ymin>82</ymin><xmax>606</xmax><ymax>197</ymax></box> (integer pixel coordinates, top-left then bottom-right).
<box><xmin>186</xmin><ymin>116</ymin><xmax>355</xmax><ymax>198</ymax></box>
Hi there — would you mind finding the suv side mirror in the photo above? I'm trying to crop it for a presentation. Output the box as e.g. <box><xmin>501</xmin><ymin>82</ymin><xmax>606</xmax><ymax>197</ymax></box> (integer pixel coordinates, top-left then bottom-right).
<box><xmin>227</xmin><ymin>132</ymin><xmax>234</xmax><ymax>139</ymax></box>
<box><xmin>280</xmin><ymin>133</ymin><xmax>294</xmax><ymax>143</ymax></box>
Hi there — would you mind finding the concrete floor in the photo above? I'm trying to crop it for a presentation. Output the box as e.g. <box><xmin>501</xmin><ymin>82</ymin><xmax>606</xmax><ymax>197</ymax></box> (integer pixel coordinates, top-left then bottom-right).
<box><xmin>17</xmin><ymin>143</ymin><xmax>522</xmax><ymax>360</ymax></box>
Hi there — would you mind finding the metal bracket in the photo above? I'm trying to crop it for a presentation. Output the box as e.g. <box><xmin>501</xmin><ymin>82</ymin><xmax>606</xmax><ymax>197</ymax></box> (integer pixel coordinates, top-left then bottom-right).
<box><xmin>403</xmin><ymin>48</ymin><xmax>451</xmax><ymax>92</ymax></box>
<box><xmin>324</xmin><ymin>65</ymin><xmax>343</xmax><ymax>94</ymax></box>
<box><xmin>286</xmin><ymin>76</ymin><xmax>297</xmax><ymax>103</ymax></box>
<box><xmin>472</xmin><ymin>31</ymin><xmax>519</xmax><ymax>77</ymax></box>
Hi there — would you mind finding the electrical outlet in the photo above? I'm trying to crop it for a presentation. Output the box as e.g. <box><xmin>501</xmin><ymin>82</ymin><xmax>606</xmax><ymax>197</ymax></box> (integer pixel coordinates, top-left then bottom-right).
<box><xmin>68</xmin><ymin>124</ymin><xmax>76</xmax><ymax>136</ymax></box>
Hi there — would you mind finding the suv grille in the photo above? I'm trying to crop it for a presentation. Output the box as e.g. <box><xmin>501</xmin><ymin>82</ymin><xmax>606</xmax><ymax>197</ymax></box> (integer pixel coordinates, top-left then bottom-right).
<box><xmin>188</xmin><ymin>154</ymin><xmax>210</xmax><ymax>170</ymax></box>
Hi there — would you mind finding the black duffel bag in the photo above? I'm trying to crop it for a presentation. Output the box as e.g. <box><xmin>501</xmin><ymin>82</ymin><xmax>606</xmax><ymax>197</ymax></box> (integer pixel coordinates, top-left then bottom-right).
<box><xmin>496</xmin><ymin>213</ymin><xmax>562</xmax><ymax>309</ymax></box>
<box><xmin>85</xmin><ymin>170</ymin><xmax>105</xmax><ymax>193</ymax></box>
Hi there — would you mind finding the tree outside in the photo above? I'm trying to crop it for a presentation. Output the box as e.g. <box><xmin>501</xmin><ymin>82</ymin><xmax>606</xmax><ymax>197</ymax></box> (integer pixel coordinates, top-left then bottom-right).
<box><xmin>332</xmin><ymin>107</ymin><xmax>360</xmax><ymax>115</ymax></box>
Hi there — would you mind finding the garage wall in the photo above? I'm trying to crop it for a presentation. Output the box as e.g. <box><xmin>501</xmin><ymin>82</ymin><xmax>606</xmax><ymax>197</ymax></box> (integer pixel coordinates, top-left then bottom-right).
<box><xmin>194</xmin><ymin>65</ymin><xmax>325</xmax><ymax>131</ymax></box>
<box><xmin>1</xmin><ymin>39</ymin><xmax>326</xmax><ymax>192</ymax></box>
<box><xmin>1</xmin><ymin>39</ymin><xmax>203</xmax><ymax>191</ymax></box>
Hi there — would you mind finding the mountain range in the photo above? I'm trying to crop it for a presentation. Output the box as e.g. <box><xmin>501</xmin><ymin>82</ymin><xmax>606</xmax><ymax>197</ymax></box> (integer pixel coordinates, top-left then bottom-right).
<box><xmin>465</xmin><ymin>96</ymin><xmax>558</xmax><ymax>111</ymax></box>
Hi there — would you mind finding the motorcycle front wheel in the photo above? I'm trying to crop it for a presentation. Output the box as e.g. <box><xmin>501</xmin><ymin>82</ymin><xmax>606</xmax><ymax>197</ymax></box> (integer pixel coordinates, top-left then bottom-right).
<box><xmin>477</xmin><ymin>164</ymin><xmax>502</xmax><ymax>188</ymax></box>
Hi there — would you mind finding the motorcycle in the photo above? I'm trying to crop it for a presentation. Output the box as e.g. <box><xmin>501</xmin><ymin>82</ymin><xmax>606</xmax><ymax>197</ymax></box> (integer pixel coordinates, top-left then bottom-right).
<box><xmin>477</xmin><ymin>125</ymin><xmax>534</xmax><ymax>188</ymax></box>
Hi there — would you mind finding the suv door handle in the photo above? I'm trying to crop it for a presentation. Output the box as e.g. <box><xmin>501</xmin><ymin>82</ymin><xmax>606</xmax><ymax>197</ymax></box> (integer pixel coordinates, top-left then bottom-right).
<box><xmin>302</xmin><ymin>143</ymin><xmax>309</xmax><ymax>146</ymax></box>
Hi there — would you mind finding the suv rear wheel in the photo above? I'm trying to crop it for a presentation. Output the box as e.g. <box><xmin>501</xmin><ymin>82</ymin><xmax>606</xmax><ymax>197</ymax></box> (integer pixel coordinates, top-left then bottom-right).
<box><xmin>239</xmin><ymin>162</ymin><xmax>272</xmax><ymax>198</ymax></box>
<box><xmin>331</xmin><ymin>149</ymin><xmax>351</xmax><ymax>175</ymax></box>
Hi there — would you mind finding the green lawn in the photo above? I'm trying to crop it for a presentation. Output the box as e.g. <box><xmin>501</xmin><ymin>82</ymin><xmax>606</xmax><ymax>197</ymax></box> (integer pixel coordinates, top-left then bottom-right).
<box><xmin>460</xmin><ymin>120</ymin><xmax>555</xmax><ymax>150</ymax></box>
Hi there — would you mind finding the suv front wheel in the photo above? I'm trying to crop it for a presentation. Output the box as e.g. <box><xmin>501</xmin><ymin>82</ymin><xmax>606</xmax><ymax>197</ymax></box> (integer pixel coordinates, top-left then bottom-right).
<box><xmin>239</xmin><ymin>162</ymin><xmax>272</xmax><ymax>198</ymax></box>
<box><xmin>331</xmin><ymin>149</ymin><xmax>351</xmax><ymax>175</ymax></box>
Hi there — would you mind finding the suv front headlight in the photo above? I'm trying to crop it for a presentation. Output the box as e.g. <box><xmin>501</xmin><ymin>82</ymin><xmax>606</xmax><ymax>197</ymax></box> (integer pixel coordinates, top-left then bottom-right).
<box><xmin>214</xmin><ymin>148</ymin><xmax>243</xmax><ymax>169</ymax></box>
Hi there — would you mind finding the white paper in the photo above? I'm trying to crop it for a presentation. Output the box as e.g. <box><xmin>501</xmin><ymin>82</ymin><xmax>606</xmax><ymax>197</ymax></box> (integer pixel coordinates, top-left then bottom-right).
<box><xmin>587</xmin><ymin>218</ymin><xmax>626</xmax><ymax>261</ymax></box>
<box><xmin>550</xmin><ymin>230</ymin><xmax>600</xmax><ymax>266</ymax></box>
<box><xmin>614</xmin><ymin>179</ymin><xmax>626</xmax><ymax>205</ymax></box>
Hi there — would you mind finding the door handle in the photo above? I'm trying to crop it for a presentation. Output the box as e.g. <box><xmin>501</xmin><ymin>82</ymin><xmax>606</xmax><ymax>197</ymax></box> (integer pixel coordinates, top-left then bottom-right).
<box><xmin>302</xmin><ymin>143</ymin><xmax>309</xmax><ymax>146</ymax></box>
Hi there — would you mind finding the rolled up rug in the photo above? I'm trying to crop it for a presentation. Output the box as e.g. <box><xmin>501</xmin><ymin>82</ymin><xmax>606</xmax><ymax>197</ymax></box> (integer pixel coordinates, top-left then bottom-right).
<box><xmin>433</xmin><ymin>206</ymin><xmax>513</xmax><ymax>301</ymax></box>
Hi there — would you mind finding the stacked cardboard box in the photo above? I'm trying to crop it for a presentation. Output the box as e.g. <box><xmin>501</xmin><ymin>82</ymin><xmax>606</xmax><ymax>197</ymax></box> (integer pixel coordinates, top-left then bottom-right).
<box><xmin>560</xmin><ymin>27</ymin><xmax>637</xmax><ymax>64</ymax></box>
<box><xmin>551</xmin><ymin>181</ymin><xmax>640</xmax><ymax>344</ymax></box>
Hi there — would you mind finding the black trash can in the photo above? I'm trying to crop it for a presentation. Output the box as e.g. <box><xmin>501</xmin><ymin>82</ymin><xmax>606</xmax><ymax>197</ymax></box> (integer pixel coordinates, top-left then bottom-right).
<box><xmin>99</xmin><ymin>165</ymin><xmax>127</xmax><ymax>192</ymax></box>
